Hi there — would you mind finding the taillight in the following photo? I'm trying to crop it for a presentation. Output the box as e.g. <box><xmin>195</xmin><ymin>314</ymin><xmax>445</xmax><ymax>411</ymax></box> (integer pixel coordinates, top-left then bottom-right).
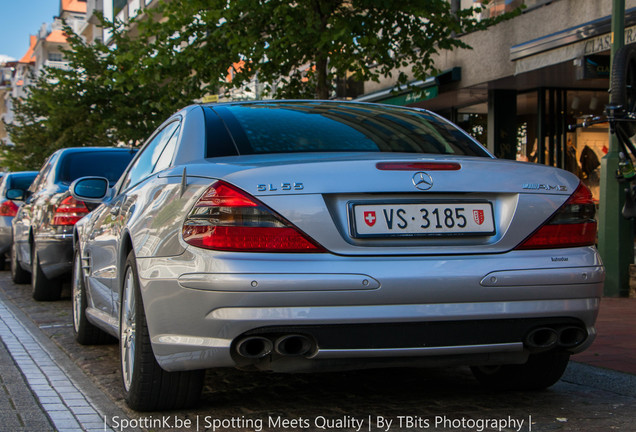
<box><xmin>52</xmin><ymin>196</ymin><xmax>89</xmax><ymax>226</ymax></box>
<box><xmin>516</xmin><ymin>182</ymin><xmax>597</xmax><ymax>250</ymax></box>
<box><xmin>182</xmin><ymin>181</ymin><xmax>325</xmax><ymax>252</ymax></box>
<box><xmin>0</xmin><ymin>200</ymin><xmax>19</xmax><ymax>217</ymax></box>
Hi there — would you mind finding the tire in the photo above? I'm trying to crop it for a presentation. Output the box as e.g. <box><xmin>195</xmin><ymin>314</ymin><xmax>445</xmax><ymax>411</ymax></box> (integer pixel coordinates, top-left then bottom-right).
<box><xmin>31</xmin><ymin>247</ymin><xmax>62</xmax><ymax>301</ymax></box>
<box><xmin>10</xmin><ymin>242</ymin><xmax>30</xmax><ymax>284</ymax></box>
<box><xmin>611</xmin><ymin>44</ymin><xmax>636</xmax><ymax>137</ymax></box>
<box><xmin>120</xmin><ymin>251</ymin><xmax>204</xmax><ymax>411</ymax></box>
<box><xmin>72</xmin><ymin>248</ymin><xmax>111</xmax><ymax>345</ymax></box>
<box><xmin>470</xmin><ymin>350</ymin><xmax>570</xmax><ymax>390</ymax></box>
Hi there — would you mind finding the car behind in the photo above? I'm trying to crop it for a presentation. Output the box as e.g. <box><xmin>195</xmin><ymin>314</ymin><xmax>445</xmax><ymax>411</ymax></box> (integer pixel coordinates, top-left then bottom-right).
<box><xmin>11</xmin><ymin>147</ymin><xmax>136</xmax><ymax>301</ymax></box>
<box><xmin>0</xmin><ymin>171</ymin><xmax>38</xmax><ymax>268</ymax></box>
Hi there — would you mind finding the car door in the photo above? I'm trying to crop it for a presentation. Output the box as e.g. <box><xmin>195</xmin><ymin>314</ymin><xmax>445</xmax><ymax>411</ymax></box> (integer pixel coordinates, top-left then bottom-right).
<box><xmin>85</xmin><ymin>120</ymin><xmax>181</xmax><ymax>318</ymax></box>
<box><xmin>13</xmin><ymin>155</ymin><xmax>57</xmax><ymax>268</ymax></box>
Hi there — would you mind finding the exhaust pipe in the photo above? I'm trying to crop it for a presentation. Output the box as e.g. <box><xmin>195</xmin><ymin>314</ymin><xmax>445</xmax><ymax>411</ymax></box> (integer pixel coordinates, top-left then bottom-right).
<box><xmin>236</xmin><ymin>336</ymin><xmax>273</xmax><ymax>359</ymax></box>
<box><xmin>274</xmin><ymin>334</ymin><xmax>314</xmax><ymax>357</ymax></box>
<box><xmin>525</xmin><ymin>327</ymin><xmax>559</xmax><ymax>351</ymax></box>
<box><xmin>558</xmin><ymin>326</ymin><xmax>587</xmax><ymax>348</ymax></box>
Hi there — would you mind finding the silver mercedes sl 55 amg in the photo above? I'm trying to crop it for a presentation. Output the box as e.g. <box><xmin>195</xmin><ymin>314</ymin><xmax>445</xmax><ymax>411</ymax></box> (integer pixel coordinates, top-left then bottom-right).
<box><xmin>70</xmin><ymin>100</ymin><xmax>604</xmax><ymax>411</ymax></box>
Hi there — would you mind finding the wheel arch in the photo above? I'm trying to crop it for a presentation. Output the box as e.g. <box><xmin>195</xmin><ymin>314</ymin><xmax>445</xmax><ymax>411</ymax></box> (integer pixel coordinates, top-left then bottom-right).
<box><xmin>73</xmin><ymin>227</ymin><xmax>80</xmax><ymax>249</ymax></box>
<box><xmin>118</xmin><ymin>230</ymin><xmax>135</xmax><ymax>297</ymax></box>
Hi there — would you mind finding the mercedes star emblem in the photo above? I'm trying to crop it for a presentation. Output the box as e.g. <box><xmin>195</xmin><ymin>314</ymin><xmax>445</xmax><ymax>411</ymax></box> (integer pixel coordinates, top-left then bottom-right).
<box><xmin>412</xmin><ymin>172</ymin><xmax>433</xmax><ymax>190</ymax></box>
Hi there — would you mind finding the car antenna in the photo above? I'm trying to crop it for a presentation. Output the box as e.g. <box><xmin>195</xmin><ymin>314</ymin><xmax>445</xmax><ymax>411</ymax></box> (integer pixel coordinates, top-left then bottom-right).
<box><xmin>180</xmin><ymin>167</ymin><xmax>187</xmax><ymax>197</ymax></box>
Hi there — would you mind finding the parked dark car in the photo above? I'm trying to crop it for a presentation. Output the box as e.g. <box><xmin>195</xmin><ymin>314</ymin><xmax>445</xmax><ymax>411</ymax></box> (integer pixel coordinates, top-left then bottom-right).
<box><xmin>0</xmin><ymin>171</ymin><xmax>38</xmax><ymax>268</ymax></box>
<box><xmin>11</xmin><ymin>147</ymin><xmax>136</xmax><ymax>300</ymax></box>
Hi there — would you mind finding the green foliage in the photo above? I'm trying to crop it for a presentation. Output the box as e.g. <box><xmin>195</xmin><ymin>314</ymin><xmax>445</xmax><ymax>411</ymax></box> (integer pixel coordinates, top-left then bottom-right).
<box><xmin>148</xmin><ymin>0</ymin><xmax>518</xmax><ymax>99</ymax></box>
<box><xmin>3</xmin><ymin>0</ymin><xmax>517</xmax><ymax>170</ymax></box>
<box><xmin>4</xmin><ymin>14</ymin><xmax>212</xmax><ymax>170</ymax></box>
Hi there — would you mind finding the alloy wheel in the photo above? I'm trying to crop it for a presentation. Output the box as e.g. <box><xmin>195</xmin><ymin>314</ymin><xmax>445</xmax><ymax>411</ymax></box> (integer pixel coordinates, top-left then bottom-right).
<box><xmin>120</xmin><ymin>266</ymin><xmax>137</xmax><ymax>392</ymax></box>
<box><xmin>71</xmin><ymin>255</ymin><xmax>83</xmax><ymax>334</ymax></box>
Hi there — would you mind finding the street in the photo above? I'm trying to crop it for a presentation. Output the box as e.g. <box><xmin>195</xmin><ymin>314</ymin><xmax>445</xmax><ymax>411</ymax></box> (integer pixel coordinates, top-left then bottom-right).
<box><xmin>1</xmin><ymin>271</ymin><xmax>636</xmax><ymax>432</ymax></box>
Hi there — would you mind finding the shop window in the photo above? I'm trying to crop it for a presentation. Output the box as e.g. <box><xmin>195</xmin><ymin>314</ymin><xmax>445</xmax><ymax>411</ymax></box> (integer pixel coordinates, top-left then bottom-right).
<box><xmin>456</xmin><ymin>113</ymin><xmax>487</xmax><ymax>146</ymax></box>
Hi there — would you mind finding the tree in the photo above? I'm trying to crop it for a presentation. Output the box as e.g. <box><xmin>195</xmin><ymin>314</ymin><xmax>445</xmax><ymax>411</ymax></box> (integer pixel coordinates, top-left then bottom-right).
<box><xmin>4</xmin><ymin>1</ymin><xmax>515</xmax><ymax>170</ymax></box>
<box><xmin>4</xmin><ymin>14</ymin><xmax>218</xmax><ymax>170</ymax></box>
<box><xmin>146</xmin><ymin>0</ymin><xmax>516</xmax><ymax>99</ymax></box>
<box><xmin>4</xmin><ymin>57</ymin><xmax>114</xmax><ymax>170</ymax></box>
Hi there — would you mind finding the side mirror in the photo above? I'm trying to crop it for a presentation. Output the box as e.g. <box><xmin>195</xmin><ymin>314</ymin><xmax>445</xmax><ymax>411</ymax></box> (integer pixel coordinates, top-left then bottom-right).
<box><xmin>6</xmin><ymin>188</ymin><xmax>25</xmax><ymax>201</ymax></box>
<box><xmin>70</xmin><ymin>177</ymin><xmax>110</xmax><ymax>202</ymax></box>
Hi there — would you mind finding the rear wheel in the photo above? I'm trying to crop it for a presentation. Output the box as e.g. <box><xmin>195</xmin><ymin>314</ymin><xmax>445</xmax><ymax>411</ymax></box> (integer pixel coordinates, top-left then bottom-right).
<box><xmin>10</xmin><ymin>242</ymin><xmax>30</xmax><ymax>284</ymax></box>
<box><xmin>120</xmin><ymin>251</ymin><xmax>204</xmax><ymax>411</ymax></box>
<box><xmin>72</xmin><ymin>248</ymin><xmax>111</xmax><ymax>344</ymax></box>
<box><xmin>471</xmin><ymin>350</ymin><xmax>571</xmax><ymax>390</ymax></box>
<box><xmin>31</xmin><ymin>248</ymin><xmax>62</xmax><ymax>301</ymax></box>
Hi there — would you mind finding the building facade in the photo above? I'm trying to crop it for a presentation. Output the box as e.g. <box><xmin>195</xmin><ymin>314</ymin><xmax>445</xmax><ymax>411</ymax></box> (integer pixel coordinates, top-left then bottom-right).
<box><xmin>360</xmin><ymin>0</ymin><xmax>636</xmax><ymax>202</ymax></box>
<box><xmin>26</xmin><ymin>0</ymin><xmax>636</xmax><ymax>204</ymax></box>
<box><xmin>2</xmin><ymin>0</ymin><xmax>86</xmax><ymax>147</ymax></box>
<box><xmin>0</xmin><ymin>55</ymin><xmax>17</xmax><ymax>145</ymax></box>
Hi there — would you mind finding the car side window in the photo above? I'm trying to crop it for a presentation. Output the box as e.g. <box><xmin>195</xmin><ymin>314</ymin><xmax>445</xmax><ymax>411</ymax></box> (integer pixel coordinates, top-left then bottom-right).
<box><xmin>120</xmin><ymin>120</ymin><xmax>180</xmax><ymax>191</ymax></box>
<box><xmin>152</xmin><ymin>125</ymin><xmax>180</xmax><ymax>174</ymax></box>
<box><xmin>29</xmin><ymin>157</ymin><xmax>55</xmax><ymax>194</ymax></box>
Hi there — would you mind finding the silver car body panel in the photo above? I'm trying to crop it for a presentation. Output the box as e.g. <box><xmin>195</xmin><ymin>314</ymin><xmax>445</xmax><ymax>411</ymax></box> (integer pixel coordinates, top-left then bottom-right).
<box><xmin>72</xmin><ymin>102</ymin><xmax>604</xmax><ymax>374</ymax></box>
<box><xmin>76</xmin><ymin>240</ymin><xmax>603</xmax><ymax>371</ymax></box>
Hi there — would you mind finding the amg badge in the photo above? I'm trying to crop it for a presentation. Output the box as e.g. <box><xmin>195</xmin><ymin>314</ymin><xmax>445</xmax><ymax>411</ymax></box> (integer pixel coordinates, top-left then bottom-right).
<box><xmin>522</xmin><ymin>183</ymin><xmax>567</xmax><ymax>192</ymax></box>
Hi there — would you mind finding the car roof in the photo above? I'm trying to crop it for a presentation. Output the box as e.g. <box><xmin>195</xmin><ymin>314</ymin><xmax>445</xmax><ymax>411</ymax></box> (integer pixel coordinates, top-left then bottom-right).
<box><xmin>54</xmin><ymin>146</ymin><xmax>134</xmax><ymax>155</ymax></box>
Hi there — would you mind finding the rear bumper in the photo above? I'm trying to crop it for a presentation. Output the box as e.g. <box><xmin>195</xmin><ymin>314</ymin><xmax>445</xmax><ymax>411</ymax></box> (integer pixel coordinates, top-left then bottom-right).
<box><xmin>34</xmin><ymin>233</ymin><xmax>73</xmax><ymax>279</ymax></box>
<box><xmin>0</xmin><ymin>216</ymin><xmax>12</xmax><ymax>255</ymax></box>
<box><xmin>134</xmin><ymin>246</ymin><xmax>604</xmax><ymax>372</ymax></box>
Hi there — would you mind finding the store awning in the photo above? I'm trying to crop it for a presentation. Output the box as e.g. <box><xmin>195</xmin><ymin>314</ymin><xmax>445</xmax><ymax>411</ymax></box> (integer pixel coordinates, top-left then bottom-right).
<box><xmin>511</xmin><ymin>7</ymin><xmax>636</xmax><ymax>75</ymax></box>
<box><xmin>354</xmin><ymin>68</ymin><xmax>460</xmax><ymax>106</ymax></box>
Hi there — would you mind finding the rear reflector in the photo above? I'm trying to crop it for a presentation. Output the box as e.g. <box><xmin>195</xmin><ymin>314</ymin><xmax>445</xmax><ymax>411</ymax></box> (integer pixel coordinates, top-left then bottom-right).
<box><xmin>376</xmin><ymin>162</ymin><xmax>461</xmax><ymax>171</ymax></box>
<box><xmin>516</xmin><ymin>182</ymin><xmax>597</xmax><ymax>250</ymax></box>
<box><xmin>183</xmin><ymin>181</ymin><xmax>325</xmax><ymax>252</ymax></box>
<box><xmin>183</xmin><ymin>226</ymin><xmax>321</xmax><ymax>252</ymax></box>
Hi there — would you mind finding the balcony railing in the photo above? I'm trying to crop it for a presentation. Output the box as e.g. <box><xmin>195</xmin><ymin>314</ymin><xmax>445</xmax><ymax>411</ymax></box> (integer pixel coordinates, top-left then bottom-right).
<box><xmin>44</xmin><ymin>60</ymin><xmax>72</xmax><ymax>71</ymax></box>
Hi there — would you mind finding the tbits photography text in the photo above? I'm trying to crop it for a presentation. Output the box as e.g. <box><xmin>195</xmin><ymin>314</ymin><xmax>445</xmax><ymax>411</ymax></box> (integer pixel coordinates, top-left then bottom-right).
<box><xmin>108</xmin><ymin>414</ymin><xmax>534</xmax><ymax>432</ymax></box>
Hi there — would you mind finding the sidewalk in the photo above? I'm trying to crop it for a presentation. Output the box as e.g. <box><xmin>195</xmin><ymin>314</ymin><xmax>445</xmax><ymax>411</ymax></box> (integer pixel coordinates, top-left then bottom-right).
<box><xmin>0</xmin><ymin>290</ymin><xmax>127</xmax><ymax>432</ymax></box>
<box><xmin>572</xmin><ymin>297</ymin><xmax>636</xmax><ymax>375</ymax></box>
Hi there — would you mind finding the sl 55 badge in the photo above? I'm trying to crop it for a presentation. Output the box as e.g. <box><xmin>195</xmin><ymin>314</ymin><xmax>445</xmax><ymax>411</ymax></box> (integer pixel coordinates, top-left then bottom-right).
<box><xmin>257</xmin><ymin>182</ymin><xmax>304</xmax><ymax>192</ymax></box>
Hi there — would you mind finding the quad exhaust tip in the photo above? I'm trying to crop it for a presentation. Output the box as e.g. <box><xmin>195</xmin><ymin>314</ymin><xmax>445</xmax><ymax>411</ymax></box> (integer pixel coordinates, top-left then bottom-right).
<box><xmin>274</xmin><ymin>334</ymin><xmax>314</xmax><ymax>357</ymax></box>
<box><xmin>557</xmin><ymin>326</ymin><xmax>587</xmax><ymax>348</ymax></box>
<box><xmin>525</xmin><ymin>327</ymin><xmax>559</xmax><ymax>350</ymax></box>
<box><xmin>235</xmin><ymin>334</ymin><xmax>315</xmax><ymax>359</ymax></box>
<box><xmin>524</xmin><ymin>326</ymin><xmax>587</xmax><ymax>352</ymax></box>
<box><xmin>236</xmin><ymin>336</ymin><xmax>273</xmax><ymax>359</ymax></box>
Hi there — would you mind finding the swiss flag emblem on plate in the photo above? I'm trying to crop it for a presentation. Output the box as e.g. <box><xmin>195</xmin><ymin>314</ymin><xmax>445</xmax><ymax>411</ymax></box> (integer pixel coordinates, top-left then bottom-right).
<box><xmin>364</xmin><ymin>211</ymin><xmax>376</xmax><ymax>227</ymax></box>
<box><xmin>473</xmin><ymin>209</ymin><xmax>485</xmax><ymax>225</ymax></box>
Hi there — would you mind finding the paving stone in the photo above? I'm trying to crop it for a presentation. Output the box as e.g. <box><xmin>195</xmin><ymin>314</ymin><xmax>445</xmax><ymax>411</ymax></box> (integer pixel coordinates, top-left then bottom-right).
<box><xmin>2</xmin><ymin>272</ymin><xmax>636</xmax><ymax>432</ymax></box>
<box><xmin>0</xmin><ymin>285</ymin><xmax>120</xmax><ymax>432</ymax></box>
<box><xmin>0</xmin><ymin>339</ymin><xmax>53</xmax><ymax>431</ymax></box>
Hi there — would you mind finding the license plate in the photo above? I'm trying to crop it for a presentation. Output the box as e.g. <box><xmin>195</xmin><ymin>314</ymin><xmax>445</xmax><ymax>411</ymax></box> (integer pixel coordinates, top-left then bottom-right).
<box><xmin>350</xmin><ymin>201</ymin><xmax>495</xmax><ymax>238</ymax></box>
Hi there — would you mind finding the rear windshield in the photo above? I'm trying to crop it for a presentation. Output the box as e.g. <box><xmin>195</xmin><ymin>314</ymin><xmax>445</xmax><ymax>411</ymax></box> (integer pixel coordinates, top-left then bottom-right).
<box><xmin>210</xmin><ymin>102</ymin><xmax>489</xmax><ymax>157</ymax></box>
<box><xmin>58</xmin><ymin>150</ymin><xmax>136</xmax><ymax>184</ymax></box>
<box><xmin>9</xmin><ymin>173</ymin><xmax>37</xmax><ymax>190</ymax></box>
